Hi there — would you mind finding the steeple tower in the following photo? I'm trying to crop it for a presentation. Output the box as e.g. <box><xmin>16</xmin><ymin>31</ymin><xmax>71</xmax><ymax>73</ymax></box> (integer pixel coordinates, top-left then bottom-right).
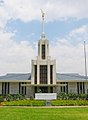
<box><xmin>31</xmin><ymin>11</ymin><xmax>56</xmax><ymax>94</ymax></box>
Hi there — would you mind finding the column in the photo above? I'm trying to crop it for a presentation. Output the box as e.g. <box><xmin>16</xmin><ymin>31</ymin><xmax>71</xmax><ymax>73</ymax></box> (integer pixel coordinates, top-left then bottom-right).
<box><xmin>53</xmin><ymin>63</ymin><xmax>56</xmax><ymax>84</ymax></box>
<box><xmin>48</xmin><ymin>63</ymin><xmax>50</xmax><ymax>84</ymax></box>
<box><xmin>85</xmin><ymin>82</ymin><xmax>87</xmax><ymax>94</ymax></box>
<box><xmin>53</xmin><ymin>87</ymin><xmax>56</xmax><ymax>93</ymax></box>
<box><xmin>31</xmin><ymin>61</ymin><xmax>34</xmax><ymax>84</ymax></box>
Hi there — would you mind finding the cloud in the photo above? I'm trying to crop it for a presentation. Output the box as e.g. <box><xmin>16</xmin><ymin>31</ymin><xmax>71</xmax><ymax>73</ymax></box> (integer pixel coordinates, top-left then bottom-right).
<box><xmin>69</xmin><ymin>25</ymin><xmax>88</xmax><ymax>40</ymax></box>
<box><xmin>0</xmin><ymin>6</ymin><xmax>9</xmax><ymax>28</ymax></box>
<box><xmin>50</xmin><ymin>39</ymin><xmax>88</xmax><ymax>75</ymax></box>
<box><xmin>50</xmin><ymin>25</ymin><xmax>88</xmax><ymax>75</ymax></box>
<box><xmin>0</xmin><ymin>25</ymin><xmax>88</xmax><ymax>76</ymax></box>
<box><xmin>0</xmin><ymin>29</ymin><xmax>36</xmax><ymax>75</ymax></box>
<box><xmin>0</xmin><ymin>0</ymin><xmax>88</xmax><ymax>27</ymax></box>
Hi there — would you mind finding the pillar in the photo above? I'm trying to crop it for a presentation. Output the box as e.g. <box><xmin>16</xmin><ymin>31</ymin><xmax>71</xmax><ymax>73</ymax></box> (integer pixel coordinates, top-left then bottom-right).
<box><xmin>31</xmin><ymin>61</ymin><xmax>34</xmax><ymax>84</ymax></box>
<box><xmin>53</xmin><ymin>63</ymin><xmax>56</xmax><ymax>84</ymax></box>
<box><xmin>48</xmin><ymin>63</ymin><xmax>50</xmax><ymax>84</ymax></box>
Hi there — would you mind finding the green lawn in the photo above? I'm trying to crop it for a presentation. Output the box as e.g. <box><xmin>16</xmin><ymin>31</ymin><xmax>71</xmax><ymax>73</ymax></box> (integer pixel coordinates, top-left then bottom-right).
<box><xmin>0</xmin><ymin>107</ymin><xmax>88</xmax><ymax>120</ymax></box>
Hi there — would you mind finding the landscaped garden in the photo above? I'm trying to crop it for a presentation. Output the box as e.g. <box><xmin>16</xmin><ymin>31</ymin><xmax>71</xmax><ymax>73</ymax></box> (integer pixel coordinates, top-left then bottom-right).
<box><xmin>0</xmin><ymin>93</ymin><xmax>88</xmax><ymax>106</ymax></box>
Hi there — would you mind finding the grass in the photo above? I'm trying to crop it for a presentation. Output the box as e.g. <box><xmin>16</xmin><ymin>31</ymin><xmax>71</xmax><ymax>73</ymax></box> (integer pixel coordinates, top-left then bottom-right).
<box><xmin>0</xmin><ymin>107</ymin><xmax>88</xmax><ymax>120</ymax></box>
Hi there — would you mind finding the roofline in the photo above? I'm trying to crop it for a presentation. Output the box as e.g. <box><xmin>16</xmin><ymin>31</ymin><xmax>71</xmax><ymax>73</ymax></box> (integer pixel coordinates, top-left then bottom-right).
<box><xmin>21</xmin><ymin>84</ymin><xmax>67</xmax><ymax>87</ymax></box>
<box><xmin>0</xmin><ymin>79</ymin><xmax>88</xmax><ymax>82</ymax></box>
<box><xmin>56</xmin><ymin>80</ymin><xmax>88</xmax><ymax>82</ymax></box>
<box><xmin>0</xmin><ymin>80</ymin><xmax>31</xmax><ymax>82</ymax></box>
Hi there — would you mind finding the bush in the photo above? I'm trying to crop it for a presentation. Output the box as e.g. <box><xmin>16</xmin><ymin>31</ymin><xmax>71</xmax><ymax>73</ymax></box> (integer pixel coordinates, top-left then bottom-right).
<box><xmin>5</xmin><ymin>94</ymin><xmax>13</xmax><ymax>101</ymax></box>
<box><xmin>57</xmin><ymin>92</ymin><xmax>68</xmax><ymax>100</ymax></box>
<box><xmin>57</xmin><ymin>92</ymin><xmax>87</xmax><ymax>100</ymax></box>
<box><xmin>78</xmin><ymin>94</ymin><xmax>87</xmax><ymax>100</ymax></box>
<box><xmin>0</xmin><ymin>96</ymin><xmax>4</xmax><ymax>102</ymax></box>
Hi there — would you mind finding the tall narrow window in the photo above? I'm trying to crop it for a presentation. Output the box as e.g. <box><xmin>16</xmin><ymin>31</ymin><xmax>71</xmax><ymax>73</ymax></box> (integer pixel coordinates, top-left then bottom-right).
<box><xmin>42</xmin><ymin>44</ymin><xmax>45</xmax><ymax>59</ymax></box>
<box><xmin>77</xmin><ymin>82</ymin><xmax>85</xmax><ymax>94</ymax></box>
<box><xmin>60</xmin><ymin>82</ymin><xmax>68</xmax><ymax>94</ymax></box>
<box><xmin>34</xmin><ymin>65</ymin><xmax>37</xmax><ymax>84</ymax></box>
<box><xmin>50</xmin><ymin>65</ymin><xmax>53</xmax><ymax>84</ymax></box>
<box><xmin>77</xmin><ymin>82</ymin><xmax>79</xmax><ymax>94</ymax></box>
<box><xmin>40</xmin><ymin>65</ymin><xmax>47</xmax><ymax>84</ymax></box>
<box><xmin>2</xmin><ymin>82</ymin><xmax>10</xmax><ymax>95</ymax></box>
<box><xmin>35</xmin><ymin>87</ymin><xmax>37</xmax><ymax>93</ymax></box>
<box><xmin>19</xmin><ymin>82</ymin><xmax>26</xmax><ymax>95</ymax></box>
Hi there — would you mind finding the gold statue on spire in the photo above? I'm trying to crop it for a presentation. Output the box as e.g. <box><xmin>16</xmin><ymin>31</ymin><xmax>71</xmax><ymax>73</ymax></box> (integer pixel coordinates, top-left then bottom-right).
<box><xmin>41</xmin><ymin>9</ymin><xmax>45</xmax><ymax>21</ymax></box>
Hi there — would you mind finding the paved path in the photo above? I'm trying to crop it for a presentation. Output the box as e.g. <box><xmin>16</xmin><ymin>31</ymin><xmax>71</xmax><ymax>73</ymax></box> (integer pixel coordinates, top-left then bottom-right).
<box><xmin>0</xmin><ymin>106</ymin><xmax>88</xmax><ymax>108</ymax></box>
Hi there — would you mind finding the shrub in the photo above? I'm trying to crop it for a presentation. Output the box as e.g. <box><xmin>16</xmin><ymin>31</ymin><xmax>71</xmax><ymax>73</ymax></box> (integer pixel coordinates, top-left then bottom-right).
<box><xmin>57</xmin><ymin>92</ymin><xmax>68</xmax><ymax>100</ymax></box>
<box><xmin>5</xmin><ymin>94</ymin><xmax>13</xmax><ymax>101</ymax></box>
<box><xmin>78</xmin><ymin>94</ymin><xmax>87</xmax><ymax>100</ymax></box>
<box><xmin>57</xmin><ymin>92</ymin><xmax>87</xmax><ymax>100</ymax></box>
<box><xmin>0</xmin><ymin>96</ymin><xmax>4</xmax><ymax>102</ymax></box>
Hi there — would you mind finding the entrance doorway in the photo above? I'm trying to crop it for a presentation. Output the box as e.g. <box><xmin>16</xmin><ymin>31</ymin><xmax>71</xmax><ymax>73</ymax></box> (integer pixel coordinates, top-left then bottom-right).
<box><xmin>34</xmin><ymin>87</ymin><xmax>48</xmax><ymax>93</ymax></box>
<box><xmin>34</xmin><ymin>87</ymin><xmax>54</xmax><ymax>93</ymax></box>
<box><xmin>40</xmin><ymin>87</ymin><xmax>48</xmax><ymax>93</ymax></box>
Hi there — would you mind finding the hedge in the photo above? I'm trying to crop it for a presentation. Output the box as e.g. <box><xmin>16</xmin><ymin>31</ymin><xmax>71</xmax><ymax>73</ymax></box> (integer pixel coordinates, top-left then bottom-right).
<box><xmin>1</xmin><ymin>100</ymin><xmax>88</xmax><ymax>106</ymax></box>
<box><xmin>51</xmin><ymin>100</ymin><xmax>88</xmax><ymax>106</ymax></box>
<box><xmin>2</xmin><ymin>100</ymin><xmax>45</xmax><ymax>106</ymax></box>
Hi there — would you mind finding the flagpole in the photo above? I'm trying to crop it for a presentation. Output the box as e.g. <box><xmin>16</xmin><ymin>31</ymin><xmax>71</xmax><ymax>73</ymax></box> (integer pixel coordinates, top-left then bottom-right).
<box><xmin>84</xmin><ymin>41</ymin><xmax>87</xmax><ymax>81</ymax></box>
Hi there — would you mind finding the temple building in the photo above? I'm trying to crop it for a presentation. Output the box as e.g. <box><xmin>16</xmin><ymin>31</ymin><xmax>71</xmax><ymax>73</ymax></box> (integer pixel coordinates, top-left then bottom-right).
<box><xmin>0</xmin><ymin>12</ymin><xmax>88</xmax><ymax>98</ymax></box>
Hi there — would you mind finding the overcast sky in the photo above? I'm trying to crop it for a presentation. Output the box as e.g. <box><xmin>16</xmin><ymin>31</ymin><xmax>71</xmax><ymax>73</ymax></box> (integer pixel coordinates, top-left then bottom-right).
<box><xmin>0</xmin><ymin>0</ymin><xmax>88</xmax><ymax>76</ymax></box>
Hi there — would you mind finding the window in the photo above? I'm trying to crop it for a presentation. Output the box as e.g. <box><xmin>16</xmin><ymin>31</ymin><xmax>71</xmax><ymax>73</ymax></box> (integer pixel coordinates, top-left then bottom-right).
<box><xmin>50</xmin><ymin>87</ymin><xmax>53</xmax><ymax>93</ymax></box>
<box><xmin>60</xmin><ymin>82</ymin><xmax>68</xmax><ymax>94</ymax></box>
<box><xmin>2</xmin><ymin>82</ymin><xmax>10</xmax><ymax>95</ymax></box>
<box><xmin>34</xmin><ymin>65</ymin><xmax>37</xmax><ymax>84</ymax></box>
<box><xmin>19</xmin><ymin>82</ymin><xmax>26</xmax><ymax>95</ymax></box>
<box><xmin>77</xmin><ymin>82</ymin><xmax>85</xmax><ymax>94</ymax></box>
<box><xmin>42</xmin><ymin>44</ymin><xmax>45</xmax><ymax>59</ymax></box>
<box><xmin>35</xmin><ymin>87</ymin><xmax>37</xmax><ymax>93</ymax></box>
<box><xmin>40</xmin><ymin>65</ymin><xmax>47</xmax><ymax>84</ymax></box>
<box><xmin>50</xmin><ymin>65</ymin><xmax>53</xmax><ymax>84</ymax></box>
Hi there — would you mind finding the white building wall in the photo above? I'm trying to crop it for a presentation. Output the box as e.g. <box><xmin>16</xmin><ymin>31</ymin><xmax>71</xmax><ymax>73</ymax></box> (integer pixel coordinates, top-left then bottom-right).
<box><xmin>68</xmin><ymin>82</ymin><xmax>77</xmax><ymax>93</ymax></box>
<box><xmin>26</xmin><ymin>86</ymin><xmax>34</xmax><ymax>98</ymax></box>
<box><xmin>56</xmin><ymin>86</ymin><xmax>60</xmax><ymax>94</ymax></box>
<box><xmin>10</xmin><ymin>83</ymin><xmax>19</xmax><ymax>94</ymax></box>
<box><xmin>53</xmin><ymin>63</ymin><xmax>56</xmax><ymax>84</ymax></box>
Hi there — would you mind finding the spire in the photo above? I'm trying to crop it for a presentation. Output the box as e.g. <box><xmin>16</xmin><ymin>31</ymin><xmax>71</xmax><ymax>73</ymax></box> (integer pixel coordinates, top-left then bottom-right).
<box><xmin>41</xmin><ymin>9</ymin><xmax>45</xmax><ymax>38</ymax></box>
